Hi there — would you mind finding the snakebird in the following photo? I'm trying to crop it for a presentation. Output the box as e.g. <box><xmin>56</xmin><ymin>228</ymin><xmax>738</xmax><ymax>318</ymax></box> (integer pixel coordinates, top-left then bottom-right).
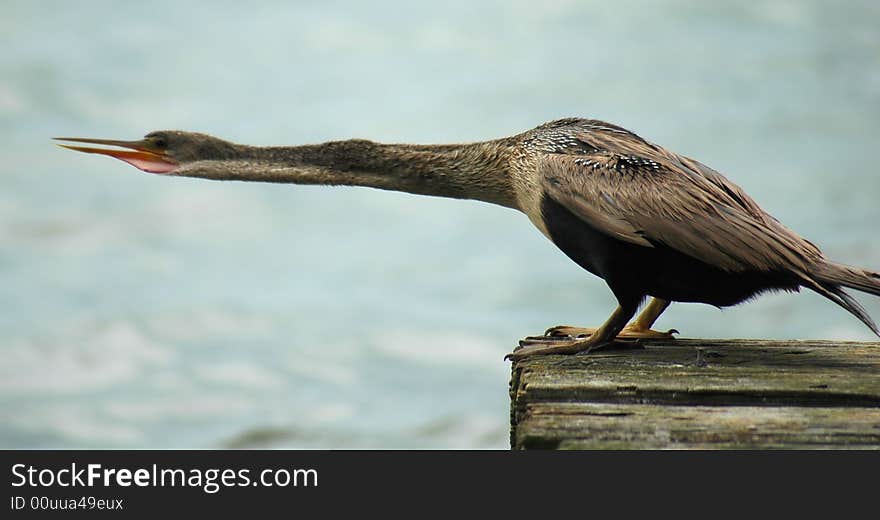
<box><xmin>55</xmin><ymin>118</ymin><xmax>880</xmax><ymax>360</ymax></box>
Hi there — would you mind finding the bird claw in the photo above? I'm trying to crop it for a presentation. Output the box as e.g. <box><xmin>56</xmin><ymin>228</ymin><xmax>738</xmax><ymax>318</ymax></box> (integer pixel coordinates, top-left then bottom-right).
<box><xmin>507</xmin><ymin>335</ymin><xmax>622</xmax><ymax>361</ymax></box>
<box><xmin>544</xmin><ymin>325</ymin><xmax>595</xmax><ymax>338</ymax></box>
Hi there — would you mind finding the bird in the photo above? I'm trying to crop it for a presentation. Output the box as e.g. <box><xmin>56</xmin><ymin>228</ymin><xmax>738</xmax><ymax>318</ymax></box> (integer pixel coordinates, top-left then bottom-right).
<box><xmin>55</xmin><ymin>118</ymin><xmax>880</xmax><ymax>360</ymax></box>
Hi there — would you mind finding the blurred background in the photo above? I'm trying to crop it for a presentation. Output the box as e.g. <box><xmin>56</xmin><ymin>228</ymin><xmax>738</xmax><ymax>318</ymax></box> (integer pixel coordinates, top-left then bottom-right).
<box><xmin>1</xmin><ymin>0</ymin><xmax>878</xmax><ymax>449</ymax></box>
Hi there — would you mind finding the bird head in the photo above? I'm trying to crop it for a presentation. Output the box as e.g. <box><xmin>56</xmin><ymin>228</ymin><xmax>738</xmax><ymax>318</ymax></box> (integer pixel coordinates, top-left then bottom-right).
<box><xmin>54</xmin><ymin>131</ymin><xmax>238</xmax><ymax>174</ymax></box>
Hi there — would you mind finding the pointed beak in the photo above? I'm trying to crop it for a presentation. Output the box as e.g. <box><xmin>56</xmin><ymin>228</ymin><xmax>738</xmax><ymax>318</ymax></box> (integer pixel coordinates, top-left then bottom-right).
<box><xmin>53</xmin><ymin>136</ymin><xmax>179</xmax><ymax>174</ymax></box>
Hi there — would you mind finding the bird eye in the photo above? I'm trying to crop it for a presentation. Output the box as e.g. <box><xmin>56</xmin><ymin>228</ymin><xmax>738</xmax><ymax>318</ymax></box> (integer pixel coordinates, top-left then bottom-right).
<box><xmin>152</xmin><ymin>136</ymin><xmax>167</xmax><ymax>148</ymax></box>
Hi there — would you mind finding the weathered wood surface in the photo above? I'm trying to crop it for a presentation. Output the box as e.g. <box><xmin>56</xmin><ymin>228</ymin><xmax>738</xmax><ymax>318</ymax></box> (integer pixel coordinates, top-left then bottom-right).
<box><xmin>509</xmin><ymin>338</ymin><xmax>880</xmax><ymax>449</ymax></box>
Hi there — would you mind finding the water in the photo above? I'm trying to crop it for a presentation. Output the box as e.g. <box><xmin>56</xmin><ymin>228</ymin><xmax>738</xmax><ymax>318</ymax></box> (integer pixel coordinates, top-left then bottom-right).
<box><xmin>2</xmin><ymin>0</ymin><xmax>878</xmax><ymax>449</ymax></box>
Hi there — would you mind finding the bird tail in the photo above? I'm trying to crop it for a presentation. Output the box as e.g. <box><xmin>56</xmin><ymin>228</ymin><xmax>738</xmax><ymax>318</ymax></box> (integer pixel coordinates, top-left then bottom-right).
<box><xmin>815</xmin><ymin>261</ymin><xmax>880</xmax><ymax>297</ymax></box>
<box><xmin>804</xmin><ymin>261</ymin><xmax>880</xmax><ymax>337</ymax></box>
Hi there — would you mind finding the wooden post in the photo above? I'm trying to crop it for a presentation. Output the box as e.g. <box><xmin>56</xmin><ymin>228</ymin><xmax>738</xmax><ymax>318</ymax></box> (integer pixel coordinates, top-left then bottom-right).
<box><xmin>509</xmin><ymin>338</ymin><xmax>880</xmax><ymax>449</ymax></box>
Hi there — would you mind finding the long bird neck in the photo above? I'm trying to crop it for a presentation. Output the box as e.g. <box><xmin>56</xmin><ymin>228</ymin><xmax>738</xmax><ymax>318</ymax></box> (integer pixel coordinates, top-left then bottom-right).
<box><xmin>184</xmin><ymin>139</ymin><xmax>519</xmax><ymax>209</ymax></box>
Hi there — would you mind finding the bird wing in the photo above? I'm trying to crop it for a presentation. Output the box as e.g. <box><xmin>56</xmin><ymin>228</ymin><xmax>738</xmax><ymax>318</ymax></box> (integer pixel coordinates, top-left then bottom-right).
<box><xmin>538</xmin><ymin>138</ymin><xmax>822</xmax><ymax>274</ymax></box>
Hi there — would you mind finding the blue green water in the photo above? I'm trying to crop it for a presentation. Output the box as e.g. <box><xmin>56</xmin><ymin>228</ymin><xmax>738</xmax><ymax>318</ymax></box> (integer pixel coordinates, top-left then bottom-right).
<box><xmin>2</xmin><ymin>0</ymin><xmax>879</xmax><ymax>448</ymax></box>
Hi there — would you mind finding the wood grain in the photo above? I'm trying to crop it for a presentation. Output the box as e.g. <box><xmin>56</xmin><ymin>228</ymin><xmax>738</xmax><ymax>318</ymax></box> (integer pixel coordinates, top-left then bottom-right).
<box><xmin>509</xmin><ymin>339</ymin><xmax>880</xmax><ymax>449</ymax></box>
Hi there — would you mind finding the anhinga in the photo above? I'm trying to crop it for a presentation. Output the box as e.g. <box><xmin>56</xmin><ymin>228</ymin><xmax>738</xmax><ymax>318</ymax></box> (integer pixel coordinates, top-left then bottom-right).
<box><xmin>55</xmin><ymin>118</ymin><xmax>880</xmax><ymax>360</ymax></box>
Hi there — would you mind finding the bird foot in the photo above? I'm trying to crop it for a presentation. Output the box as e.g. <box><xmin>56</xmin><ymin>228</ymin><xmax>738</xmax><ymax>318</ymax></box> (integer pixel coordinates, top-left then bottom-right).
<box><xmin>505</xmin><ymin>334</ymin><xmax>622</xmax><ymax>361</ymax></box>
<box><xmin>507</xmin><ymin>324</ymin><xmax>678</xmax><ymax>361</ymax></box>
<box><xmin>544</xmin><ymin>324</ymin><xmax>679</xmax><ymax>340</ymax></box>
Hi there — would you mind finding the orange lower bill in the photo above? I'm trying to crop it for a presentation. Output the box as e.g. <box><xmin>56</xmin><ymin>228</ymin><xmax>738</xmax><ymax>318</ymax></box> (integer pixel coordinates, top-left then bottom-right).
<box><xmin>54</xmin><ymin>138</ymin><xmax>179</xmax><ymax>174</ymax></box>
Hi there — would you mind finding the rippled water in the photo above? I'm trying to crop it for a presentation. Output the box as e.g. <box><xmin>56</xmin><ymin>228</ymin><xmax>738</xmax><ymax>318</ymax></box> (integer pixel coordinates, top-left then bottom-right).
<box><xmin>2</xmin><ymin>0</ymin><xmax>879</xmax><ymax>449</ymax></box>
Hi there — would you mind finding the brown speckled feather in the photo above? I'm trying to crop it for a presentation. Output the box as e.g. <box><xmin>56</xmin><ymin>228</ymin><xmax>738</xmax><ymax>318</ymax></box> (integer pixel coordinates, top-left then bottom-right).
<box><xmin>538</xmin><ymin>127</ymin><xmax>822</xmax><ymax>275</ymax></box>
